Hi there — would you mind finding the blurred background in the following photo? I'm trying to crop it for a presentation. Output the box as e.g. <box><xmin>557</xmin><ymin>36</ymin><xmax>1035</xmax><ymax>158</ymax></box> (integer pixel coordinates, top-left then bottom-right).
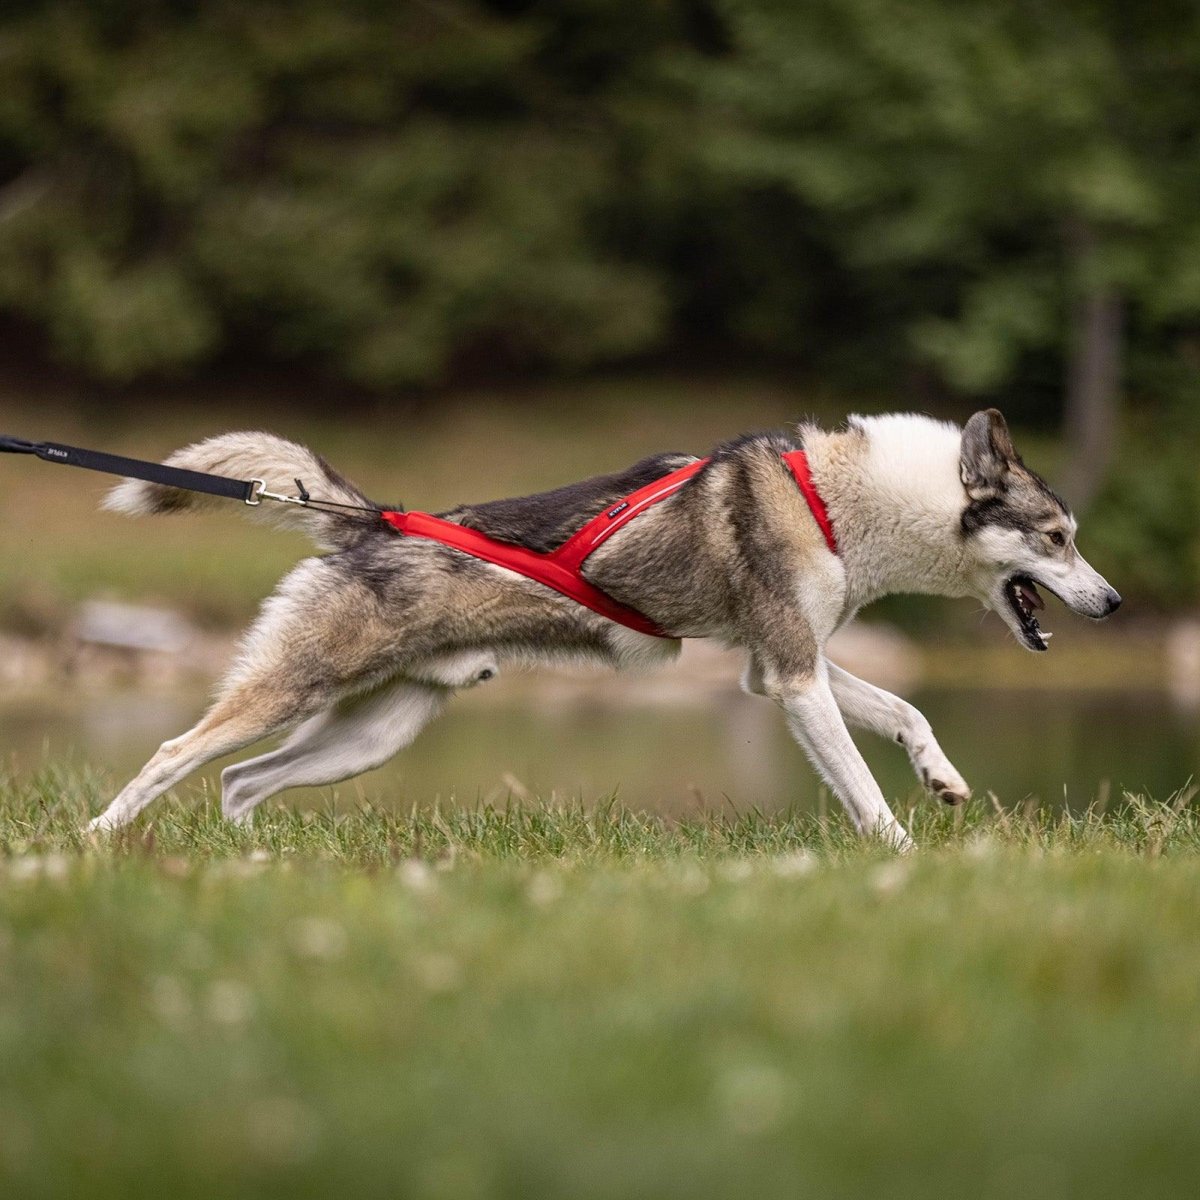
<box><xmin>0</xmin><ymin>0</ymin><xmax>1197</xmax><ymax>814</ymax></box>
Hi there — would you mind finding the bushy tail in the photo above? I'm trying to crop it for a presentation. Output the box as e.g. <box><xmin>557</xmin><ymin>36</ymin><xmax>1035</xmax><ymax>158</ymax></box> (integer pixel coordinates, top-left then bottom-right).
<box><xmin>102</xmin><ymin>431</ymin><xmax>381</xmax><ymax>550</ymax></box>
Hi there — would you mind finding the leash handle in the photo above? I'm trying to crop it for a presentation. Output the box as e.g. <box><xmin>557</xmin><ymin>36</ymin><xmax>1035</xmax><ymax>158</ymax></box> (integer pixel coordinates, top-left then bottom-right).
<box><xmin>0</xmin><ymin>434</ymin><xmax>257</xmax><ymax>503</ymax></box>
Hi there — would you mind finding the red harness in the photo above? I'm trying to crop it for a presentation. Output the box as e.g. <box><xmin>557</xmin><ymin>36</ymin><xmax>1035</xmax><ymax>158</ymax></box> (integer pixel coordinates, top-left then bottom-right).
<box><xmin>380</xmin><ymin>450</ymin><xmax>836</xmax><ymax>638</ymax></box>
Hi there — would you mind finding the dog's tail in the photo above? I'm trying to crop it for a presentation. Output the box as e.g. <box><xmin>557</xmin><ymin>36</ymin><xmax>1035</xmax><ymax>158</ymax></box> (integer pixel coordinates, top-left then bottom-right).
<box><xmin>102</xmin><ymin>431</ymin><xmax>382</xmax><ymax>550</ymax></box>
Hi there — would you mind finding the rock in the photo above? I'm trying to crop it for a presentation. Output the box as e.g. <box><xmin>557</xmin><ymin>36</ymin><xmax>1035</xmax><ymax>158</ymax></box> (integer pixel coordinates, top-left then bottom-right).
<box><xmin>74</xmin><ymin>601</ymin><xmax>193</xmax><ymax>654</ymax></box>
<box><xmin>1165</xmin><ymin>618</ymin><xmax>1200</xmax><ymax>711</ymax></box>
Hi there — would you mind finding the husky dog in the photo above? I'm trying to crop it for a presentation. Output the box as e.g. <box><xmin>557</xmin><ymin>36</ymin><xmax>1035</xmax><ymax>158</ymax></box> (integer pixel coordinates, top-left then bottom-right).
<box><xmin>87</xmin><ymin>409</ymin><xmax>1120</xmax><ymax>848</ymax></box>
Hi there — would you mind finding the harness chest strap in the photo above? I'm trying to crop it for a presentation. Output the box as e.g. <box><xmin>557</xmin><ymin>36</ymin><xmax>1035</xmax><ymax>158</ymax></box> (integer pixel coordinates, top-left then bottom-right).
<box><xmin>783</xmin><ymin>449</ymin><xmax>838</xmax><ymax>556</ymax></box>
<box><xmin>379</xmin><ymin>450</ymin><xmax>837</xmax><ymax>638</ymax></box>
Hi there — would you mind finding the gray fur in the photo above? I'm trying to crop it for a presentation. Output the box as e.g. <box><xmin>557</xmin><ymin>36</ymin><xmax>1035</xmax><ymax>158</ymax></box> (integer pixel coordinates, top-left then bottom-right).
<box><xmin>443</xmin><ymin>453</ymin><xmax>698</xmax><ymax>552</ymax></box>
<box><xmin>103</xmin><ymin>431</ymin><xmax>379</xmax><ymax>551</ymax></box>
<box><xmin>86</xmin><ymin>412</ymin><xmax>1120</xmax><ymax>847</ymax></box>
<box><xmin>959</xmin><ymin>408</ymin><xmax>1071</xmax><ymax>539</ymax></box>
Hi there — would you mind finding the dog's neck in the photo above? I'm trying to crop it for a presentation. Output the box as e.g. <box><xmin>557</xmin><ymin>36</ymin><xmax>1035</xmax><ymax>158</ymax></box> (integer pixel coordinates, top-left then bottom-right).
<box><xmin>806</xmin><ymin>415</ymin><xmax>972</xmax><ymax>609</ymax></box>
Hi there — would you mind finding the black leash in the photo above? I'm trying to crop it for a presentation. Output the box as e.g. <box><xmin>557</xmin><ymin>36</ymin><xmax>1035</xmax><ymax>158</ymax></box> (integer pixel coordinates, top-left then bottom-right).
<box><xmin>1</xmin><ymin>434</ymin><xmax>258</xmax><ymax>503</ymax></box>
<box><xmin>0</xmin><ymin>434</ymin><xmax>384</xmax><ymax>518</ymax></box>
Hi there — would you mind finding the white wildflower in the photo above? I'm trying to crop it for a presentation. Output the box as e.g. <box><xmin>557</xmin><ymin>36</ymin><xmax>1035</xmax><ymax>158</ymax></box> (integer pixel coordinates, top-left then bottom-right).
<box><xmin>288</xmin><ymin>917</ymin><xmax>348</xmax><ymax>962</ymax></box>
<box><xmin>718</xmin><ymin>858</ymin><xmax>755</xmax><ymax>883</ymax></box>
<box><xmin>770</xmin><ymin>850</ymin><xmax>819</xmax><ymax>878</ymax></box>
<box><xmin>207</xmin><ymin>979</ymin><xmax>255</xmax><ymax>1026</ymax></box>
<box><xmin>869</xmin><ymin>860</ymin><xmax>912</xmax><ymax>895</ymax></box>
<box><xmin>526</xmin><ymin>872</ymin><xmax>563</xmax><ymax>907</ymax></box>
<box><xmin>7</xmin><ymin>854</ymin><xmax>71</xmax><ymax>883</ymax></box>
<box><xmin>398</xmin><ymin>859</ymin><xmax>436</xmax><ymax>892</ymax></box>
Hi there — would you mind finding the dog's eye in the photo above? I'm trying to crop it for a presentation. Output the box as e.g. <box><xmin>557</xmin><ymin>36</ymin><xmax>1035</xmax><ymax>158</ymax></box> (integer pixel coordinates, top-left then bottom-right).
<box><xmin>1047</xmin><ymin>531</ymin><xmax>1066</xmax><ymax>547</ymax></box>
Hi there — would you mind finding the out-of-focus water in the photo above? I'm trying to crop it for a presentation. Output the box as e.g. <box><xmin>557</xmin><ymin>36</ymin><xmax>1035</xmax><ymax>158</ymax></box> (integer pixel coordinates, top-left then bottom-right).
<box><xmin>2</xmin><ymin>684</ymin><xmax>1195</xmax><ymax>819</ymax></box>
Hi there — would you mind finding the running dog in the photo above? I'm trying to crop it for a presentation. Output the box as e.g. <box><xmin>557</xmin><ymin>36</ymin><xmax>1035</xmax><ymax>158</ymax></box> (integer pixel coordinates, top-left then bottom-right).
<box><xmin>86</xmin><ymin>409</ymin><xmax>1121</xmax><ymax>848</ymax></box>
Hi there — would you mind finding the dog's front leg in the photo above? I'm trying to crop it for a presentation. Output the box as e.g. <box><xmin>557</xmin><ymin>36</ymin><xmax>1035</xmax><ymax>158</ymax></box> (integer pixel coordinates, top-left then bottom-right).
<box><xmin>769</xmin><ymin>665</ymin><xmax>913</xmax><ymax>850</ymax></box>
<box><xmin>825</xmin><ymin>662</ymin><xmax>970</xmax><ymax>807</ymax></box>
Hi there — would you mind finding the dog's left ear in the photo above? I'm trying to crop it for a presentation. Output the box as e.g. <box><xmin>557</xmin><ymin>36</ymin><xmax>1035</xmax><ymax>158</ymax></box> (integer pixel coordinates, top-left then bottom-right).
<box><xmin>960</xmin><ymin>409</ymin><xmax>1017</xmax><ymax>500</ymax></box>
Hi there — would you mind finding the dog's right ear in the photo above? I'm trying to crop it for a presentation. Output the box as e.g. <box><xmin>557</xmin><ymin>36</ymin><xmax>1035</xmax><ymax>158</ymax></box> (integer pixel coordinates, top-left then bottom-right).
<box><xmin>960</xmin><ymin>409</ymin><xmax>1016</xmax><ymax>501</ymax></box>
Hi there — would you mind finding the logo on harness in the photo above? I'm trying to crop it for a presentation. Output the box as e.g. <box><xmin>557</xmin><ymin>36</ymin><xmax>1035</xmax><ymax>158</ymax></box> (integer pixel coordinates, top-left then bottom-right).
<box><xmin>45</xmin><ymin>447</ymin><xmax>69</xmax><ymax>460</ymax></box>
<box><xmin>606</xmin><ymin>502</ymin><xmax>630</xmax><ymax>520</ymax></box>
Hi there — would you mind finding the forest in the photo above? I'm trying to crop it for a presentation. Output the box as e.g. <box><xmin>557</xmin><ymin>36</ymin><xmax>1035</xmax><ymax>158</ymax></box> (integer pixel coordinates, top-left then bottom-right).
<box><xmin>1</xmin><ymin>1</ymin><xmax>1198</xmax><ymax>601</ymax></box>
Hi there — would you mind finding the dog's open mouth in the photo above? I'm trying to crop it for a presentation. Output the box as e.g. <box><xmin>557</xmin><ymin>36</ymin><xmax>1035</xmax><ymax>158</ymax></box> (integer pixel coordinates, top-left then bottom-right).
<box><xmin>1005</xmin><ymin>574</ymin><xmax>1051</xmax><ymax>651</ymax></box>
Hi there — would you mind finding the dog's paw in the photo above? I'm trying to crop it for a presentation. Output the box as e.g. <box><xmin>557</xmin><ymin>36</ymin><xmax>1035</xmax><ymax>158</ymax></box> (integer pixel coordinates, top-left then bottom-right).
<box><xmin>930</xmin><ymin>779</ymin><xmax>971</xmax><ymax>807</ymax></box>
<box><xmin>84</xmin><ymin>812</ymin><xmax>117</xmax><ymax>835</ymax></box>
<box><xmin>917</xmin><ymin>760</ymin><xmax>971</xmax><ymax>807</ymax></box>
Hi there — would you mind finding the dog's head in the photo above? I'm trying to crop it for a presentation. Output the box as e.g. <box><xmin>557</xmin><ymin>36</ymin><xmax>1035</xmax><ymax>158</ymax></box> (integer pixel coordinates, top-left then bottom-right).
<box><xmin>958</xmin><ymin>409</ymin><xmax>1121</xmax><ymax>652</ymax></box>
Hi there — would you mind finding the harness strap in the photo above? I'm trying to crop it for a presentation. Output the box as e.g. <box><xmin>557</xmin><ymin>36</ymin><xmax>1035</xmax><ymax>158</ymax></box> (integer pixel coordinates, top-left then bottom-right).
<box><xmin>782</xmin><ymin>450</ymin><xmax>838</xmax><ymax>555</ymax></box>
<box><xmin>553</xmin><ymin>458</ymin><xmax>708</xmax><ymax>572</ymax></box>
<box><xmin>381</xmin><ymin>449</ymin><xmax>837</xmax><ymax>638</ymax></box>
<box><xmin>380</xmin><ymin>508</ymin><xmax>671</xmax><ymax>637</ymax></box>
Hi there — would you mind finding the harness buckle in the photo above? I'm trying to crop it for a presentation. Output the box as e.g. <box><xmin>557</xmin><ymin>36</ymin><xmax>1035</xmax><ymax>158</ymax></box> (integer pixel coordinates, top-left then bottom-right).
<box><xmin>246</xmin><ymin>479</ymin><xmax>266</xmax><ymax>506</ymax></box>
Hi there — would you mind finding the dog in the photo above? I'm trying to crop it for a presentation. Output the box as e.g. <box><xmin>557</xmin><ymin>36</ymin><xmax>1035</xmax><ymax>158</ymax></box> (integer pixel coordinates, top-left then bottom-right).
<box><xmin>85</xmin><ymin>409</ymin><xmax>1120</xmax><ymax>848</ymax></box>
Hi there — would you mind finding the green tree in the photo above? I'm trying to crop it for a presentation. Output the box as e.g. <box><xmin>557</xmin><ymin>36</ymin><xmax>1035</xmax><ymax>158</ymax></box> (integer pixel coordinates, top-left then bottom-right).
<box><xmin>688</xmin><ymin>0</ymin><xmax>1200</xmax><ymax>501</ymax></box>
<box><xmin>0</xmin><ymin>1</ymin><xmax>706</xmax><ymax>385</ymax></box>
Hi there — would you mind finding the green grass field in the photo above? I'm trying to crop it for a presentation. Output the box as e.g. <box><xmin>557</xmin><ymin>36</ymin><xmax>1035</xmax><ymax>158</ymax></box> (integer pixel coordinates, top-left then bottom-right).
<box><xmin>2</xmin><ymin>770</ymin><xmax>1200</xmax><ymax>1199</ymax></box>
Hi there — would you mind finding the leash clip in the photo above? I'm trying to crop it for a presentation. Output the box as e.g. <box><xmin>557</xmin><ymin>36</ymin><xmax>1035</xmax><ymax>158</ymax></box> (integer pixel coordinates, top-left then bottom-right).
<box><xmin>246</xmin><ymin>479</ymin><xmax>310</xmax><ymax>508</ymax></box>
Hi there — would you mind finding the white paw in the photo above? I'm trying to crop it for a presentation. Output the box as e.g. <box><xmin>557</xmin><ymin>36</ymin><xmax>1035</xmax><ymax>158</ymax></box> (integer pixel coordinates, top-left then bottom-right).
<box><xmin>913</xmin><ymin>751</ymin><xmax>971</xmax><ymax>807</ymax></box>
<box><xmin>85</xmin><ymin>812</ymin><xmax>119</xmax><ymax>835</ymax></box>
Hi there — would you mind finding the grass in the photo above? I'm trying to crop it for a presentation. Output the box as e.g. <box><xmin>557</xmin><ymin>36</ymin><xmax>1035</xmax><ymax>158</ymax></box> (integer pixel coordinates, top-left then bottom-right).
<box><xmin>3</xmin><ymin>769</ymin><xmax>1200</xmax><ymax>1199</ymax></box>
<box><xmin>0</xmin><ymin>382</ymin><xmax>1179</xmax><ymax>1194</ymax></box>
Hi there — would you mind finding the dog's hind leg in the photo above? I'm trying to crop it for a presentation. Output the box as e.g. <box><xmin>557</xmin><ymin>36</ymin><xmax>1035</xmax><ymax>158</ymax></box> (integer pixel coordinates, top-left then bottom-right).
<box><xmin>826</xmin><ymin>662</ymin><xmax>970</xmax><ymax>807</ymax></box>
<box><xmin>86</xmin><ymin>559</ymin><xmax>400</xmax><ymax>833</ymax></box>
<box><xmin>219</xmin><ymin>680</ymin><xmax>447</xmax><ymax>824</ymax></box>
<box><xmin>84</xmin><ymin>681</ymin><xmax>327</xmax><ymax>833</ymax></box>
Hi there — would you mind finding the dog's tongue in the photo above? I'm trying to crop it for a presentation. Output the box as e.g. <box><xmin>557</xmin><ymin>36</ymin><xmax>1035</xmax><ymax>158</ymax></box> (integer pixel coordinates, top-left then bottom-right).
<box><xmin>1020</xmin><ymin>582</ymin><xmax>1044</xmax><ymax>611</ymax></box>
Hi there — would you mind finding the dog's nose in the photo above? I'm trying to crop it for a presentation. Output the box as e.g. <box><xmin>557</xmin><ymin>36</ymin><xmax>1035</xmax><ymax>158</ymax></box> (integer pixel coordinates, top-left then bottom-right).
<box><xmin>1104</xmin><ymin>588</ymin><xmax>1122</xmax><ymax>615</ymax></box>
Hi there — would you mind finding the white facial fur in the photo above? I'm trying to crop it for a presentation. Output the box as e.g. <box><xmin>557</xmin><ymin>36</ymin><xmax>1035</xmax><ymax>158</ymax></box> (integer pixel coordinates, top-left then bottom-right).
<box><xmin>817</xmin><ymin>412</ymin><xmax>1121</xmax><ymax>652</ymax></box>
<box><xmin>967</xmin><ymin>521</ymin><xmax>1118</xmax><ymax>645</ymax></box>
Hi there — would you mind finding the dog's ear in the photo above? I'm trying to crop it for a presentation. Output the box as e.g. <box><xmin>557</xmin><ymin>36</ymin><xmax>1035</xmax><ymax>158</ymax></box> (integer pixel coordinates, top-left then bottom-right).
<box><xmin>960</xmin><ymin>409</ymin><xmax>1016</xmax><ymax>500</ymax></box>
